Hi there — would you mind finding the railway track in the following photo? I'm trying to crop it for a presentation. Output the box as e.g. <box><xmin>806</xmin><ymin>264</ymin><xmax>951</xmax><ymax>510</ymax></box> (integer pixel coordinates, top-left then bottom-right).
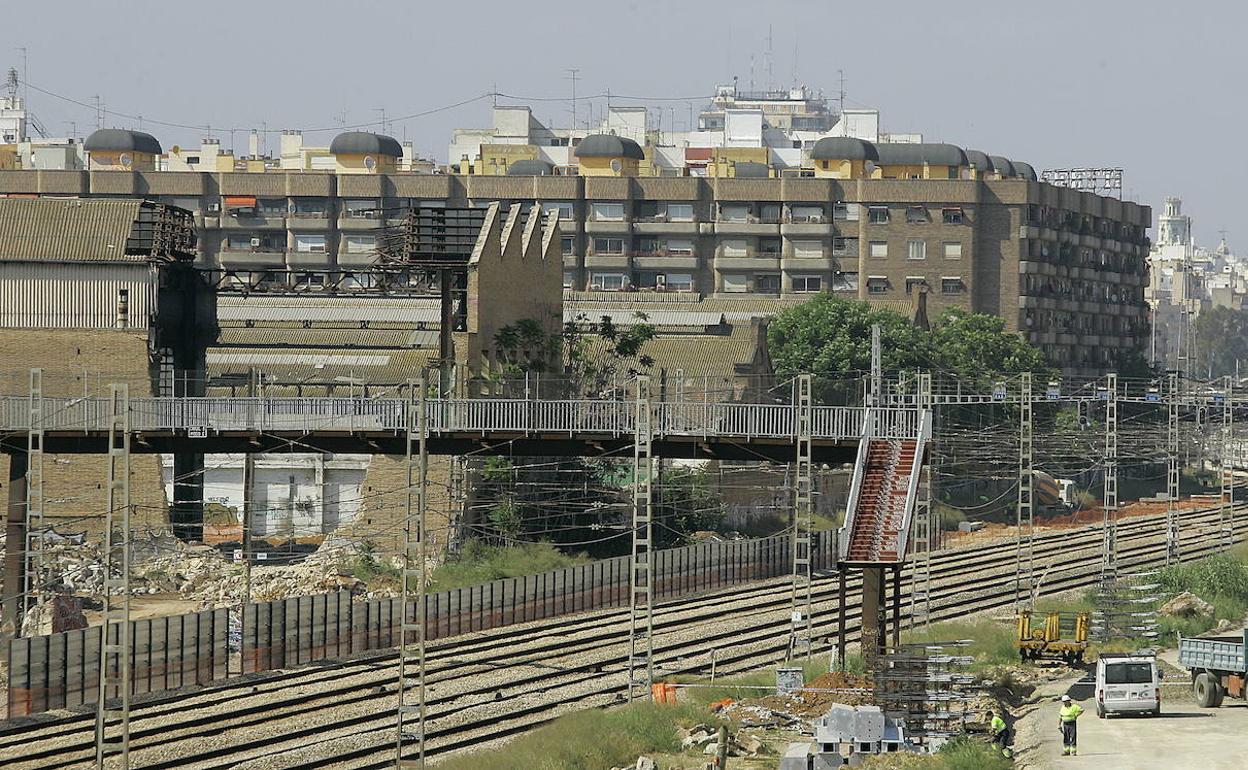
<box><xmin>2</xmin><ymin>504</ymin><xmax>1241</xmax><ymax>769</ymax></box>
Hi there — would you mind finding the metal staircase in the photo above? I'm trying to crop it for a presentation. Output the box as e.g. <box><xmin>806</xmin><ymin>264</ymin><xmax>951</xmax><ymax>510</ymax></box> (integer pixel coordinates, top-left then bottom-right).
<box><xmin>840</xmin><ymin>410</ymin><xmax>931</xmax><ymax>565</ymax></box>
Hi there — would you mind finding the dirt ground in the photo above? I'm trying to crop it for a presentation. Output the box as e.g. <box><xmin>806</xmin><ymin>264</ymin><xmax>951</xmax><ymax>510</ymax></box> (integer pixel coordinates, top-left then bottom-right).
<box><xmin>946</xmin><ymin>496</ymin><xmax>1211</xmax><ymax>548</ymax></box>
<box><xmin>1011</xmin><ymin>650</ymin><xmax>1246</xmax><ymax>770</ymax></box>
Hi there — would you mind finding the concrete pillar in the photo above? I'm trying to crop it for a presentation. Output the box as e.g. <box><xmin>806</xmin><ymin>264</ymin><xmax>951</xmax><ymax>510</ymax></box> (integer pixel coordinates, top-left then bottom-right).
<box><xmin>861</xmin><ymin>566</ymin><xmax>884</xmax><ymax>674</ymax></box>
<box><xmin>2</xmin><ymin>451</ymin><xmax>29</xmax><ymax>636</ymax></box>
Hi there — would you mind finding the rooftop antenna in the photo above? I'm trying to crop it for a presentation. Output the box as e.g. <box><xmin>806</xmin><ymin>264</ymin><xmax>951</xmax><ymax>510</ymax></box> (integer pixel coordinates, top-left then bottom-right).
<box><xmin>492</xmin><ymin>82</ymin><xmax>497</xmax><ymax>108</ymax></box>
<box><xmin>566</xmin><ymin>68</ymin><xmax>579</xmax><ymax>128</ymax></box>
<box><xmin>94</xmin><ymin>95</ymin><xmax>104</xmax><ymax>130</ymax></box>
<box><xmin>374</xmin><ymin>108</ymin><xmax>388</xmax><ymax>135</ymax></box>
<box><xmin>838</xmin><ymin>70</ymin><xmax>846</xmax><ymax>114</ymax></box>
<box><xmin>19</xmin><ymin>46</ymin><xmax>27</xmax><ymax>106</ymax></box>
<box><xmin>766</xmin><ymin>25</ymin><xmax>774</xmax><ymax>90</ymax></box>
<box><xmin>792</xmin><ymin>34</ymin><xmax>798</xmax><ymax>87</ymax></box>
<box><xmin>750</xmin><ymin>54</ymin><xmax>755</xmax><ymax>93</ymax></box>
<box><xmin>4</xmin><ymin>67</ymin><xmax>16</xmax><ymax>100</ymax></box>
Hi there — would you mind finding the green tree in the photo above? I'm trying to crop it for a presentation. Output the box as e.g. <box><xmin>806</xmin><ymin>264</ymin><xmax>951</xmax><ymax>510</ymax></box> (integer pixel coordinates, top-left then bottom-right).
<box><xmin>928</xmin><ymin>308</ymin><xmax>1050</xmax><ymax>390</ymax></box>
<box><xmin>1193</xmin><ymin>306</ymin><xmax>1248</xmax><ymax>379</ymax></box>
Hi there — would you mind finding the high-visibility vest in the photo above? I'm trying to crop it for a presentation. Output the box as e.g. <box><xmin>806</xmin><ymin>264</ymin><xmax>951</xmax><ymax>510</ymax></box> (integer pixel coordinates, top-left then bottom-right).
<box><xmin>991</xmin><ymin>716</ymin><xmax>1007</xmax><ymax>732</ymax></box>
<box><xmin>1060</xmin><ymin>704</ymin><xmax>1083</xmax><ymax>722</ymax></box>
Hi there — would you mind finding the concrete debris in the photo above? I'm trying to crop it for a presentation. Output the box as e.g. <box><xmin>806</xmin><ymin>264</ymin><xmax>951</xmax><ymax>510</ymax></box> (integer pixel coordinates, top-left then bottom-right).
<box><xmin>634</xmin><ymin>757</ymin><xmax>656</xmax><ymax>770</ymax></box>
<box><xmin>674</xmin><ymin>725</ymin><xmax>768</xmax><ymax>760</ymax></box>
<box><xmin>1159</xmin><ymin>591</ymin><xmax>1214</xmax><ymax>618</ymax></box>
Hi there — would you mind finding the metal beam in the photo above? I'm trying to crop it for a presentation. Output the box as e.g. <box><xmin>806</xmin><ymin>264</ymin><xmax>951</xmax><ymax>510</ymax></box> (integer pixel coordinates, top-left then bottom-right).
<box><xmin>909</xmin><ymin>372</ymin><xmax>933</xmax><ymax>629</ymax></box>
<box><xmin>1222</xmin><ymin>376</ymin><xmax>1234</xmax><ymax>551</ymax></box>
<box><xmin>1015</xmin><ymin>372</ymin><xmax>1034</xmax><ymax>611</ymax></box>
<box><xmin>627</xmin><ymin>375</ymin><xmax>654</xmax><ymax>701</ymax></box>
<box><xmin>788</xmin><ymin>374</ymin><xmax>813</xmax><ymax>660</ymax></box>
<box><xmin>96</xmin><ymin>384</ymin><xmax>131</xmax><ymax>769</ymax></box>
<box><xmin>1167</xmin><ymin>372</ymin><xmax>1181</xmax><ymax>564</ymax></box>
<box><xmin>24</xmin><ymin>369</ymin><xmax>44</xmax><ymax>626</ymax></box>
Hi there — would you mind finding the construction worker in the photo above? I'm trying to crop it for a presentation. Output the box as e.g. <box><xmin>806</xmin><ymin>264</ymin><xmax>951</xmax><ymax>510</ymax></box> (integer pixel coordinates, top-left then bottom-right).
<box><xmin>1058</xmin><ymin>694</ymin><xmax>1084</xmax><ymax>756</ymax></box>
<box><xmin>987</xmin><ymin>710</ymin><xmax>1011</xmax><ymax>758</ymax></box>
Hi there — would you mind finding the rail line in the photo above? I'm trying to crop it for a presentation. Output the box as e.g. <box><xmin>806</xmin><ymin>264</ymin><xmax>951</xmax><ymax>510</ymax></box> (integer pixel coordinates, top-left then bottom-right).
<box><xmin>3</xmin><ymin>504</ymin><xmax>1241</xmax><ymax>769</ymax></box>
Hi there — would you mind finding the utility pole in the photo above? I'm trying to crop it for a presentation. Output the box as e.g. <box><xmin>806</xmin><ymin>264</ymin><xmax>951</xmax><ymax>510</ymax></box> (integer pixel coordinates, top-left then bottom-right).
<box><xmin>909</xmin><ymin>372</ymin><xmax>933</xmax><ymax>628</ymax></box>
<box><xmin>1166</xmin><ymin>371</ymin><xmax>1181</xmax><ymax>564</ymax></box>
<box><xmin>96</xmin><ymin>384</ymin><xmax>131</xmax><ymax>769</ymax></box>
<box><xmin>787</xmin><ymin>374</ymin><xmax>813</xmax><ymax>660</ymax></box>
<box><xmin>1015</xmin><ymin>372</ymin><xmax>1034</xmax><ymax>611</ymax></box>
<box><xmin>627</xmin><ymin>375</ymin><xmax>654</xmax><ymax>701</ymax></box>
<box><xmin>396</xmin><ymin>375</ymin><xmax>428</xmax><ymax>768</ymax></box>
<box><xmin>24</xmin><ymin>369</ymin><xmax>45</xmax><ymax>629</ymax></box>
<box><xmin>869</xmin><ymin>324</ymin><xmax>882</xmax><ymax>408</ymax></box>
<box><xmin>1221</xmin><ymin>376</ymin><xmax>1234</xmax><ymax>550</ymax></box>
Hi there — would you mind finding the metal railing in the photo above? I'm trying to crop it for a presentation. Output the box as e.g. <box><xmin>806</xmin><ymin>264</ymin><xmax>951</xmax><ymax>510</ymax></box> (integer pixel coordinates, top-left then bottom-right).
<box><xmin>0</xmin><ymin>395</ymin><xmax>923</xmax><ymax>441</ymax></box>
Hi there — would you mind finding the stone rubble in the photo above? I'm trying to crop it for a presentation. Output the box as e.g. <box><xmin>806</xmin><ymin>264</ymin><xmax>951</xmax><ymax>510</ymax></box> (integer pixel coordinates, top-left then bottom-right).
<box><xmin>1159</xmin><ymin>590</ymin><xmax>1215</xmax><ymax>618</ymax></box>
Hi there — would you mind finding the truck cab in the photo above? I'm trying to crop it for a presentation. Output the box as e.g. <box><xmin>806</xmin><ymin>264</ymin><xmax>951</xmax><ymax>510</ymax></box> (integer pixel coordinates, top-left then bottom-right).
<box><xmin>1095</xmin><ymin>653</ymin><xmax>1161</xmax><ymax>717</ymax></box>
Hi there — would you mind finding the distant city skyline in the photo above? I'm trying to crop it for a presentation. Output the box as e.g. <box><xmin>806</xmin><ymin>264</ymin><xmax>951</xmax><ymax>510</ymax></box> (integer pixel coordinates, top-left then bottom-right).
<box><xmin>6</xmin><ymin>0</ymin><xmax>1242</xmax><ymax>246</ymax></box>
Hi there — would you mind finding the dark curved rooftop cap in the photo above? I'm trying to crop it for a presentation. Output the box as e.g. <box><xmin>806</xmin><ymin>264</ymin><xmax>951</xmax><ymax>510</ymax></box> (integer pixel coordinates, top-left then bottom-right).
<box><xmin>1011</xmin><ymin>161</ymin><xmax>1038</xmax><ymax>181</ymax></box>
<box><xmin>329</xmin><ymin>131</ymin><xmax>403</xmax><ymax>157</ymax></box>
<box><xmin>810</xmin><ymin>136</ymin><xmax>879</xmax><ymax>161</ymax></box>
<box><xmin>84</xmin><ymin>128</ymin><xmax>162</xmax><ymax>155</ymax></box>
<box><xmin>875</xmin><ymin>142</ymin><xmax>968</xmax><ymax>167</ymax></box>
<box><xmin>988</xmin><ymin>155</ymin><xmax>1016</xmax><ymax>177</ymax></box>
<box><xmin>506</xmin><ymin>159</ymin><xmax>555</xmax><ymax>176</ymax></box>
<box><xmin>574</xmin><ymin>134</ymin><xmax>645</xmax><ymax>160</ymax></box>
<box><xmin>964</xmin><ymin>150</ymin><xmax>995</xmax><ymax>173</ymax></box>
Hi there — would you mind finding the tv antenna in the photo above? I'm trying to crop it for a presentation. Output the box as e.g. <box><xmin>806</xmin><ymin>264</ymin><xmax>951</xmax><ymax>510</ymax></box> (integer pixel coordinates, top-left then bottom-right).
<box><xmin>566</xmin><ymin>68</ymin><xmax>580</xmax><ymax>128</ymax></box>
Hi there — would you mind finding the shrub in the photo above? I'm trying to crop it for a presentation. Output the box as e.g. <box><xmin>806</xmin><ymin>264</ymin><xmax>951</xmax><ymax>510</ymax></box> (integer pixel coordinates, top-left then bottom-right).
<box><xmin>428</xmin><ymin>540</ymin><xmax>590</xmax><ymax>591</ymax></box>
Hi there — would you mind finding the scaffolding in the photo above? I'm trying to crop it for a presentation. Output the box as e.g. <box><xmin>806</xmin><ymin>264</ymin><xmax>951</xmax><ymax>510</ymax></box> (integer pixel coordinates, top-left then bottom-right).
<box><xmin>875</xmin><ymin>641</ymin><xmax>976</xmax><ymax>750</ymax></box>
<box><xmin>95</xmin><ymin>385</ymin><xmax>131</xmax><ymax>769</ymax></box>
<box><xmin>627</xmin><ymin>375</ymin><xmax>654</xmax><ymax>701</ymax></box>
<box><xmin>396</xmin><ymin>376</ymin><xmax>428</xmax><ymax>768</ymax></box>
<box><xmin>24</xmin><ymin>368</ymin><xmax>44</xmax><ymax>622</ymax></box>
<box><xmin>1015</xmin><ymin>372</ymin><xmax>1034</xmax><ymax>611</ymax></box>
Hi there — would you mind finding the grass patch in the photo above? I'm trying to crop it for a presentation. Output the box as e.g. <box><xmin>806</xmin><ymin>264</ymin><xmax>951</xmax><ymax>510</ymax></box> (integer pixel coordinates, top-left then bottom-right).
<box><xmin>903</xmin><ymin>618</ymin><xmax>1017</xmax><ymax>668</ymax></box>
<box><xmin>671</xmin><ymin>654</ymin><xmax>866</xmax><ymax>706</ymax></box>
<box><xmin>861</xmin><ymin>736</ymin><xmax>1011</xmax><ymax>770</ymax></box>
<box><xmin>433</xmin><ymin>702</ymin><xmax>718</xmax><ymax>770</ymax></box>
<box><xmin>936</xmin><ymin>503</ymin><xmax>967</xmax><ymax>532</ymax></box>
<box><xmin>428</xmin><ymin>540</ymin><xmax>590</xmax><ymax>591</ymax></box>
<box><xmin>347</xmin><ymin>546</ymin><xmax>400</xmax><ymax>590</ymax></box>
<box><xmin>1155</xmin><ymin>547</ymin><xmax>1248</xmax><ymax>640</ymax></box>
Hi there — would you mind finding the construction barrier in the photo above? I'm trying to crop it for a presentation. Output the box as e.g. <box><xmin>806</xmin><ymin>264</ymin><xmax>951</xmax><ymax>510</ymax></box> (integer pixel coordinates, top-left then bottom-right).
<box><xmin>5</xmin><ymin>608</ymin><xmax>228</xmax><ymax>718</ymax></box>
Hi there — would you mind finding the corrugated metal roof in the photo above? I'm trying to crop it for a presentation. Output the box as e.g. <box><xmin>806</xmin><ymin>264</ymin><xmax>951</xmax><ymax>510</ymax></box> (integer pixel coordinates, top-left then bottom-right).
<box><xmin>206</xmin><ymin>346</ymin><xmax>437</xmax><ymax>386</ymax></box>
<box><xmin>215</xmin><ymin>327</ymin><xmax>424</xmax><ymax>348</ymax></box>
<box><xmin>565</xmin><ymin>308</ymin><xmax>726</xmax><ymax>328</ymax></box>
<box><xmin>216</xmin><ymin>295</ymin><xmax>440</xmax><ymax>324</ymax></box>
<box><xmin>0</xmin><ymin>198</ymin><xmax>145</xmax><ymax>263</ymax></box>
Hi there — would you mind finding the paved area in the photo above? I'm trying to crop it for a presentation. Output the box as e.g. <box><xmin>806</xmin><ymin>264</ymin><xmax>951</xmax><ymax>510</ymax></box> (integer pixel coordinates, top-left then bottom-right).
<box><xmin>1013</xmin><ymin>653</ymin><xmax>1246</xmax><ymax>770</ymax></box>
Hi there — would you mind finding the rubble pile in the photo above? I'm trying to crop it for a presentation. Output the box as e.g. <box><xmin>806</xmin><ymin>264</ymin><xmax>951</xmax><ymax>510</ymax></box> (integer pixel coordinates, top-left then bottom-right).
<box><xmin>1159</xmin><ymin>591</ymin><xmax>1214</xmax><ymax>618</ymax></box>
<box><xmin>716</xmin><ymin>670</ymin><xmax>873</xmax><ymax>726</ymax></box>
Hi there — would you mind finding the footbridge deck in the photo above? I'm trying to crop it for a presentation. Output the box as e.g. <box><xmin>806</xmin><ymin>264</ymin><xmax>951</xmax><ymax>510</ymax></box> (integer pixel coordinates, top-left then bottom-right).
<box><xmin>0</xmin><ymin>396</ymin><xmax>923</xmax><ymax>461</ymax></box>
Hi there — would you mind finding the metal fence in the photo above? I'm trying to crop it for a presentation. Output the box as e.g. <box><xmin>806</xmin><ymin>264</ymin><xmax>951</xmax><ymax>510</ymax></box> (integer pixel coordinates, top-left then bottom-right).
<box><xmin>6</xmin><ymin>608</ymin><xmax>228</xmax><ymax>718</ymax></box>
<box><xmin>0</xmin><ymin>395</ymin><xmax>922</xmax><ymax>442</ymax></box>
<box><xmin>241</xmin><ymin>531</ymin><xmax>836</xmax><ymax>673</ymax></box>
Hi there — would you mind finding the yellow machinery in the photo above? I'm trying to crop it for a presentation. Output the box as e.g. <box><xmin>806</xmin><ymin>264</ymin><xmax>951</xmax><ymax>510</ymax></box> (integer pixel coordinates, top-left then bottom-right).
<box><xmin>1016</xmin><ymin>610</ymin><xmax>1089</xmax><ymax>663</ymax></box>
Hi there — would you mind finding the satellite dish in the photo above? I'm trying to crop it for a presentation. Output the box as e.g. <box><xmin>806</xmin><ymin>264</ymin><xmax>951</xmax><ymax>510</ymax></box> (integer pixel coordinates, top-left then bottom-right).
<box><xmin>364</xmin><ymin>155</ymin><xmax>377</xmax><ymax>170</ymax></box>
<box><xmin>119</xmin><ymin>153</ymin><xmax>133</xmax><ymax>168</ymax></box>
<box><xmin>171</xmin><ymin>145</ymin><xmax>181</xmax><ymax>154</ymax></box>
<box><xmin>610</xmin><ymin>159</ymin><xmax>622</xmax><ymax>173</ymax></box>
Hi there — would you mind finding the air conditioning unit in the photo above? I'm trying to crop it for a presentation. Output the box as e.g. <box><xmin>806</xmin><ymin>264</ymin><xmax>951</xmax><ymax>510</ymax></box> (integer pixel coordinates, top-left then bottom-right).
<box><xmin>250</xmin><ymin>237</ymin><xmax>262</xmax><ymax>248</ymax></box>
<box><xmin>207</xmin><ymin>202</ymin><xmax>221</xmax><ymax>213</ymax></box>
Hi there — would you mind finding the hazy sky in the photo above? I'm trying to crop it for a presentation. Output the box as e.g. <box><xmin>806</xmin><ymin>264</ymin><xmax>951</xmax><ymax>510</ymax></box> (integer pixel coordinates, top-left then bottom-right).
<box><xmin>7</xmin><ymin>0</ymin><xmax>1243</xmax><ymax>245</ymax></box>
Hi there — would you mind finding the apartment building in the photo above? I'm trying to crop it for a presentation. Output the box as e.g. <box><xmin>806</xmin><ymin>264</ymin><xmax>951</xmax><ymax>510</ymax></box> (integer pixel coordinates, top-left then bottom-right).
<box><xmin>0</xmin><ymin>128</ymin><xmax>1150</xmax><ymax>374</ymax></box>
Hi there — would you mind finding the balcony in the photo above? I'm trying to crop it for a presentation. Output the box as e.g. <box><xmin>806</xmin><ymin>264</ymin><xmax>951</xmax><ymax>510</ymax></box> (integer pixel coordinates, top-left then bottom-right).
<box><xmin>781</xmin><ymin>221</ymin><xmax>835</xmax><ymax>237</ymax></box>
<box><xmin>585</xmin><ymin>219</ymin><xmax>631</xmax><ymax>235</ymax></box>
<box><xmin>633</xmin><ymin>220</ymin><xmax>698</xmax><ymax>235</ymax></box>
<box><xmin>714</xmin><ymin>218</ymin><xmax>781</xmax><ymax>236</ymax></box>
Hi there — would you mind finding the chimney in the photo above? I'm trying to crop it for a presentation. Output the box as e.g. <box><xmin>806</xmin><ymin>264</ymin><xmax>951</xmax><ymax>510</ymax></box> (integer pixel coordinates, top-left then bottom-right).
<box><xmin>248</xmin><ymin>129</ymin><xmax>260</xmax><ymax>159</ymax></box>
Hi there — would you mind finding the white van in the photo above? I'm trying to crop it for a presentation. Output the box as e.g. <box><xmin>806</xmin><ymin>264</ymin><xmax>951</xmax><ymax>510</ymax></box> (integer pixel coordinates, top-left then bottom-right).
<box><xmin>1095</xmin><ymin>653</ymin><xmax>1161</xmax><ymax>717</ymax></box>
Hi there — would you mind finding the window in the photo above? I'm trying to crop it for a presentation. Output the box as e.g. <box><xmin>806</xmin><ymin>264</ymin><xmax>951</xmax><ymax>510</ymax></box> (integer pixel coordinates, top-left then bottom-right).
<box><xmin>759</xmin><ymin>203</ymin><xmax>782</xmax><ymax>223</ymax></box>
<box><xmin>562</xmin><ymin>271</ymin><xmax>576</xmax><ymax>290</ymax></box>
<box><xmin>721</xmin><ymin>239</ymin><xmax>748</xmax><ymax>257</ymax></box>
<box><xmin>941</xmin><ymin>277</ymin><xmax>964</xmax><ymax>294</ymax></box>
<box><xmin>257</xmin><ymin>198</ymin><xmax>286</xmax><ymax>216</ymax></box>
<box><xmin>591</xmin><ymin>202</ymin><xmax>624</xmax><ymax>221</ymax></box>
<box><xmin>292</xmin><ymin>198</ymin><xmax>328</xmax><ymax>218</ymax></box>
<box><xmin>226</xmin><ymin>234</ymin><xmax>256</xmax><ymax>251</ymax></box>
<box><xmin>833</xmin><ymin>237</ymin><xmax>858</xmax><ymax>256</ymax></box>
<box><xmin>1103</xmin><ymin>663</ymin><xmax>1154</xmax><ymax>685</ymax></box>
<box><xmin>561</xmin><ymin>236</ymin><xmax>575</xmax><ymax>256</ymax></box>
<box><xmin>869</xmin><ymin>241</ymin><xmax>889</xmax><ymax>258</ymax></box>
<box><xmin>758</xmin><ymin>237</ymin><xmax>782</xmax><ymax>255</ymax></box>
<box><xmin>593</xmin><ymin>237</ymin><xmax>624</xmax><ymax>254</ymax></box>
<box><xmin>906</xmin><ymin>206</ymin><xmax>928</xmax><ymax>224</ymax></box>
<box><xmin>666</xmin><ymin>203</ymin><xmax>694</xmax><ymax>221</ymax></box>
<box><xmin>943</xmin><ymin>242</ymin><xmax>963</xmax><ymax>259</ymax></box>
<box><xmin>942</xmin><ymin>207</ymin><xmax>964</xmax><ymax>225</ymax></box>
<box><xmin>720</xmin><ymin>203</ymin><xmax>751</xmax><ymax>222</ymax></box>
<box><xmin>790</xmin><ymin>205</ymin><xmax>824</xmax><ymax>223</ymax></box>
<box><xmin>833</xmin><ymin>272</ymin><xmax>859</xmax><ymax>291</ymax></box>
<box><xmin>792</xmin><ymin>240</ymin><xmax>823</xmax><ymax>259</ymax></box>
<box><xmin>792</xmin><ymin>275</ymin><xmax>823</xmax><ymax>293</ymax></box>
<box><xmin>294</xmin><ymin>233</ymin><xmax>327</xmax><ymax>253</ymax></box>
<box><xmin>542</xmin><ymin>201</ymin><xmax>575</xmax><ymax>219</ymax></box>
<box><xmin>664</xmin><ymin>273</ymin><xmax>694</xmax><ymax>291</ymax></box>
<box><xmin>905</xmin><ymin>277</ymin><xmax>928</xmax><ymax>295</ymax></box>
<box><xmin>867</xmin><ymin>277</ymin><xmax>889</xmax><ymax>295</ymax></box>
<box><xmin>667</xmin><ymin>238</ymin><xmax>694</xmax><ymax>256</ymax></box>
<box><xmin>344</xmin><ymin>199</ymin><xmax>379</xmax><ymax>218</ymax></box>
<box><xmin>833</xmin><ymin>202</ymin><xmax>859</xmax><ymax>221</ymax></box>
<box><xmin>722</xmin><ymin>273</ymin><xmax>748</xmax><ymax>293</ymax></box>
<box><xmin>294</xmin><ymin>273</ymin><xmax>325</xmax><ymax>289</ymax></box>
<box><xmin>590</xmin><ymin>272</ymin><xmax>627</xmax><ymax>290</ymax></box>
<box><xmin>868</xmin><ymin>206</ymin><xmax>890</xmax><ymax>224</ymax></box>
<box><xmin>343</xmin><ymin>235</ymin><xmax>376</xmax><ymax>254</ymax></box>
<box><xmin>907</xmin><ymin>239</ymin><xmax>927</xmax><ymax>260</ymax></box>
<box><xmin>756</xmin><ymin>274</ymin><xmax>781</xmax><ymax>293</ymax></box>
<box><xmin>637</xmin><ymin>237</ymin><xmax>660</xmax><ymax>255</ymax></box>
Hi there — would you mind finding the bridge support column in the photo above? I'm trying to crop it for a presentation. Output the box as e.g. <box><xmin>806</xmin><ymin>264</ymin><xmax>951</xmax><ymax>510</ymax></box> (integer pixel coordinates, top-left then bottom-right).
<box><xmin>2</xmin><ymin>450</ymin><xmax>28</xmax><ymax>637</ymax></box>
<box><xmin>835</xmin><ymin>569</ymin><xmax>847</xmax><ymax>670</ymax></box>
<box><xmin>861</xmin><ymin>566</ymin><xmax>885</xmax><ymax>674</ymax></box>
<box><xmin>171</xmin><ymin>452</ymin><xmax>204</xmax><ymax>542</ymax></box>
<box><xmin>891</xmin><ymin>565</ymin><xmax>901</xmax><ymax>649</ymax></box>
